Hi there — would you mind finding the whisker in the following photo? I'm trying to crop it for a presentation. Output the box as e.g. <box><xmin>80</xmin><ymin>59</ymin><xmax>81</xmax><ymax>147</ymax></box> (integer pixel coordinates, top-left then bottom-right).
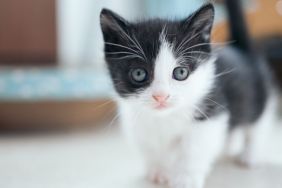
<box><xmin>103</xmin><ymin>111</ymin><xmax>120</xmax><ymax>133</ymax></box>
<box><xmin>205</xmin><ymin>97</ymin><xmax>226</xmax><ymax>110</ymax></box>
<box><xmin>105</xmin><ymin>42</ymin><xmax>141</xmax><ymax>56</ymax></box>
<box><xmin>175</xmin><ymin>31</ymin><xmax>202</xmax><ymax>55</ymax></box>
<box><xmin>192</xmin><ymin>104</ymin><xmax>210</xmax><ymax>120</ymax></box>
<box><xmin>180</xmin><ymin>41</ymin><xmax>235</xmax><ymax>55</ymax></box>
<box><xmin>179</xmin><ymin>55</ymin><xmax>201</xmax><ymax>61</ymax></box>
<box><xmin>106</xmin><ymin>51</ymin><xmax>139</xmax><ymax>55</ymax></box>
<box><xmin>214</xmin><ymin>68</ymin><xmax>236</xmax><ymax>78</ymax></box>
<box><xmin>182</xmin><ymin>51</ymin><xmax>212</xmax><ymax>56</ymax></box>
<box><xmin>117</xmin><ymin>27</ymin><xmax>147</xmax><ymax>62</ymax></box>
<box><xmin>132</xmin><ymin>110</ymin><xmax>142</xmax><ymax>125</ymax></box>
<box><xmin>132</xmin><ymin>34</ymin><xmax>148</xmax><ymax>62</ymax></box>
<box><xmin>106</xmin><ymin>51</ymin><xmax>145</xmax><ymax>60</ymax></box>
<box><xmin>182</xmin><ymin>43</ymin><xmax>213</xmax><ymax>52</ymax></box>
<box><xmin>108</xmin><ymin>54</ymin><xmax>144</xmax><ymax>61</ymax></box>
<box><xmin>93</xmin><ymin>100</ymin><xmax>113</xmax><ymax>111</ymax></box>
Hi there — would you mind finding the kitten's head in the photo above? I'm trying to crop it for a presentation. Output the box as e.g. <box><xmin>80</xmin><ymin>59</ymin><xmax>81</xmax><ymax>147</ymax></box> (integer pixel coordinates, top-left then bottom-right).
<box><xmin>100</xmin><ymin>4</ymin><xmax>216</xmax><ymax>114</ymax></box>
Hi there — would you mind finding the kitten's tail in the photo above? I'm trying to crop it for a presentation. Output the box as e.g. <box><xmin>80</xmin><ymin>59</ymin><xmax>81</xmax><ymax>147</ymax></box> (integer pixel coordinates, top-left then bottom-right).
<box><xmin>224</xmin><ymin>0</ymin><xmax>254</xmax><ymax>54</ymax></box>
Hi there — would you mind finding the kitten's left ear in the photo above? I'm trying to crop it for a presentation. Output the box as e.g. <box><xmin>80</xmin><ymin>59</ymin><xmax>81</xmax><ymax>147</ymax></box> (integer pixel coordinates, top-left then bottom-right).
<box><xmin>182</xmin><ymin>3</ymin><xmax>215</xmax><ymax>40</ymax></box>
<box><xmin>100</xmin><ymin>8</ymin><xmax>130</xmax><ymax>35</ymax></box>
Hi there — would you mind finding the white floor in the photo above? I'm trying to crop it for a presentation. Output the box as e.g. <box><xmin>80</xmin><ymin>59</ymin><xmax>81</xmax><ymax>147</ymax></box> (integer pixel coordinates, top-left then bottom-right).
<box><xmin>0</xmin><ymin>124</ymin><xmax>282</xmax><ymax>188</ymax></box>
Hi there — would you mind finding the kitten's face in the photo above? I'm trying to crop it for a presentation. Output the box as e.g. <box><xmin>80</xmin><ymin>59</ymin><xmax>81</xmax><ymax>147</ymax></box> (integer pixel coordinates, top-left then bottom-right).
<box><xmin>100</xmin><ymin>4</ymin><xmax>216</xmax><ymax>114</ymax></box>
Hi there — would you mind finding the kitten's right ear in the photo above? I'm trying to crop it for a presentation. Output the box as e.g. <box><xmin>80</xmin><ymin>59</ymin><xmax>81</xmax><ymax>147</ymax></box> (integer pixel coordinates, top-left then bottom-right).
<box><xmin>100</xmin><ymin>8</ymin><xmax>130</xmax><ymax>35</ymax></box>
<box><xmin>181</xmin><ymin>3</ymin><xmax>214</xmax><ymax>41</ymax></box>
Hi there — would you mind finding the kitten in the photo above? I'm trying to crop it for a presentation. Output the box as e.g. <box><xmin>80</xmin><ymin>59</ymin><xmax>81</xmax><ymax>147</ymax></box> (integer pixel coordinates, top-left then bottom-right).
<box><xmin>100</xmin><ymin>2</ymin><xmax>277</xmax><ymax>188</ymax></box>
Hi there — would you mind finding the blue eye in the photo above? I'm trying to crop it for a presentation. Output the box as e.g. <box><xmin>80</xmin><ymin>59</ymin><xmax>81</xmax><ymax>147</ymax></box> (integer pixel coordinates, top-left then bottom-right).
<box><xmin>130</xmin><ymin>68</ymin><xmax>147</xmax><ymax>83</ymax></box>
<box><xmin>173</xmin><ymin>67</ymin><xmax>189</xmax><ymax>81</ymax></box>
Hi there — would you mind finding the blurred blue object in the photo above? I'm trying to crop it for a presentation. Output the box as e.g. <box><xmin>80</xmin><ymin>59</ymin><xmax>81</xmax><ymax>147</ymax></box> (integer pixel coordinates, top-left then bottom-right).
<box><xmin>0</xmin><ymin>68</ymin><xmax>112</xmax><ymax>101</ymax></box>
<box><xmin>144</xmin><ymin>0</ymin><xmax>225</xmax><ymax>22</ymax></box>
<box><xmin>145</xmin><ymin>0</ymin><xmax>204</xmax><ymax>18</ymax></box>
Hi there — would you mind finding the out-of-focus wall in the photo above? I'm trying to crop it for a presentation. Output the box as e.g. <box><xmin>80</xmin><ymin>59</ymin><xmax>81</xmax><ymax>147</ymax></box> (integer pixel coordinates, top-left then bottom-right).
<box><xmin>57</xmin><ymin>0</ymin><xmax>145</xmax><ymax>67</ymax></box>
<box><xmin>145</xmin><ymin>0</ymin><xmax>204</xmax><ymax>18</ymax></box>
<box><xmin>56</xmin><ymin>0</ymin><xmax>208</xmax><ymax>69</ymax></box>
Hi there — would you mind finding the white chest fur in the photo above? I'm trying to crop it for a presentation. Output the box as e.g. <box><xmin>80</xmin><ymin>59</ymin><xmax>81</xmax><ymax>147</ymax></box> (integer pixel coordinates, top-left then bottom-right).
<box><xmin>119</xmin><ymin>102</ymin><xmax>229</xmax><ymax>164</ymax></box>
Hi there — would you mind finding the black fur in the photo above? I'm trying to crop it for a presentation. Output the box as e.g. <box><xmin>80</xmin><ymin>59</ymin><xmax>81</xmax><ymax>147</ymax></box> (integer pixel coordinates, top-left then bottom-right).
<box><xmin>214</xmin><ymin>0</ymin><xmax>272</xmax><ymax>127</ymax></box>
<box><xmin>208</xmin><ymin>48</ymin><xmax>272</xmax><ymax>126</ymax></box>
<box><xmin>224</xmin><ymin>0</ymin><xmax>253</xmax><ymax>53</ymax></box>
<box><xmin>196</xmin><ymin>0</ymin><xmax>273</xmax><ymax>126</ymax></box>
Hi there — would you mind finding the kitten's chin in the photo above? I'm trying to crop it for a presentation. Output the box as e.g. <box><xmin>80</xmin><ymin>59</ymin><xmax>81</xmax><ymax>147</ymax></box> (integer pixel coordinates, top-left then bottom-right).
<box><xmin>154</xmin><ymin>103</ymin><xmax>169</xmax><ymax>110</ymax></box>
<box><xmin>150</xmin><ymin>103</ymin><xmax>178</xmax><ymax>114</ymax></box>
<box><xmin>150</xmin><ymin>102</ymin><xmax>191</xmax><ymax>115</ymax></box>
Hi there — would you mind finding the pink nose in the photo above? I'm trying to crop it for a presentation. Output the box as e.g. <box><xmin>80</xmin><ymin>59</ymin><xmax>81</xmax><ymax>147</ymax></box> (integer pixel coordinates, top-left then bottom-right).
<box><xmin>152</xmin><ymin>94</ymin><xmax>170</xmax><ymax>103</ymax></box>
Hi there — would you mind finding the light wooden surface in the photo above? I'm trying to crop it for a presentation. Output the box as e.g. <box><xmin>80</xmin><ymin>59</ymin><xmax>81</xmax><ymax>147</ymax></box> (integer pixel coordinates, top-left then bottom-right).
<box><xmin>0</xmin><ymin>100</ymin><xmax>116</xmax><ymax>131</ymax></box>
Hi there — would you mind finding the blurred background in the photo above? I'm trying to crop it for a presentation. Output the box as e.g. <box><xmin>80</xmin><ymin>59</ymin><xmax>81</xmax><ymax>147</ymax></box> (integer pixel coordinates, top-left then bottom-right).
<box><xmin>0</xmin><ymin>0</ymin><xmax>282</xmax><ymax>187</ymax></box>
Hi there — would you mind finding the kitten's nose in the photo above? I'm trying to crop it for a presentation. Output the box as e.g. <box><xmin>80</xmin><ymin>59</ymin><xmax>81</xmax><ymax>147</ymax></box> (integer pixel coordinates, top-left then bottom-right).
<box><xmin>152</xmin><ymin>94</ymin><xmax>170</xmax><ymax>103</ymax></box>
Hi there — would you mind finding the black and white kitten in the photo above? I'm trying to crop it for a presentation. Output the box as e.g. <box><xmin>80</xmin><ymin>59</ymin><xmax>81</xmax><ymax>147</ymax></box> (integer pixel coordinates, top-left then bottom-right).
<box><xmin>100</xmin><ymin>2</ymin><xmax>277</xmax><ymax>188</ymax></box>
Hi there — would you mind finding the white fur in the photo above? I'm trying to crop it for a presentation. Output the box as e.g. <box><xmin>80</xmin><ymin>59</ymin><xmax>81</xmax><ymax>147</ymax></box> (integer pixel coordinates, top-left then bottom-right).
<box><xmin>116</xmin><ymin>36</ymin><xmax>228</xmax><ymax>188</ymax></box>
<box><xmin>236</xmin><ymin>92</ymin><xmax>279</xmax><ymax>167</ymax></box>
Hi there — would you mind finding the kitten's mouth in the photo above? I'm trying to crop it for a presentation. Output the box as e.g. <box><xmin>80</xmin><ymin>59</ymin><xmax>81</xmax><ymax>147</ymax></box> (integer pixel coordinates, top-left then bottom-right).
<box><xmin>154</xmin><ymin>103</ymin><xmax>169</xmax><ymax>110</ymax></box>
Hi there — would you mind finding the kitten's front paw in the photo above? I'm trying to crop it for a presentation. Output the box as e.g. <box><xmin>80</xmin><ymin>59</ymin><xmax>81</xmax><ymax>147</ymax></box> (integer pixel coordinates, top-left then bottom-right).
<box><xmin>147</xmin><ymin>167</ymin><xmax>169</xmax><ymax>185</ymax></box>
<box><xmin>235</xmin><ymin>151</ymin><xmax>259</xmax><ymax>168</ymax></box>
<box><xmin>169</xmin><ymin>174</ymin><xmax>204</xmax><ymax>188</ymax></box>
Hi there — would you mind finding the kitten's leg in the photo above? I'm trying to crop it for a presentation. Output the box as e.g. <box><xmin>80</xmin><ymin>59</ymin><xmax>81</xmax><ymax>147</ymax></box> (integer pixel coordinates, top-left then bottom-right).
<box><xmin>146</xmin><ymin>163</ymin><xmax>168</xmax><ymax>185</ymax></box>
<box><xmin>146</xmin><ymin>137</ymin><xmax>185</xmax><ymax>185</ymax></box>
<box><xmin>237</xmin><ymin>123</ymin><xmax>271</xmax><ymax>167</ymax></box>
<box><xmin>225</xmin><ymin>128</ymin><xmax>244</xmax><ymax>157</ymax></box>
<box><xmin>237</xmin><ymin>123</ymin><xmax>270</xmax><ymax>167</ymax></box>
<box><xmin>168</xmin><ymin>113</ymin><xmax>229</xmax><ymax>188</ymax></box>
<box><xmin>237</xmin><ymin>95</ymin><xmax>278</xmax><ymax>167</ymax></box>
<box><xmin>142</xmin><ymin>145</ymin><xmax>169</xmax><ymax>185</ymax></box>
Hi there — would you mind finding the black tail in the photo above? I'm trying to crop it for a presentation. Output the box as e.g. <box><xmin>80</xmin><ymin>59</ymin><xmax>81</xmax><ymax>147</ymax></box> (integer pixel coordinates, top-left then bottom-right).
<box><xmin>224</xmin><ymin>0</ymin><xmax>253</xmax><ymax>53</ymax></box>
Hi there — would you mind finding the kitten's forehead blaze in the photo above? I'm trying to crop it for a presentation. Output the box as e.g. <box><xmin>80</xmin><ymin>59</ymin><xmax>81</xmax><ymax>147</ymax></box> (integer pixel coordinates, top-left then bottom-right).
<box><xmin>152</xmin><ymin>35</ymin><xmax>177</xmax><ymax>93</ymax></box>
